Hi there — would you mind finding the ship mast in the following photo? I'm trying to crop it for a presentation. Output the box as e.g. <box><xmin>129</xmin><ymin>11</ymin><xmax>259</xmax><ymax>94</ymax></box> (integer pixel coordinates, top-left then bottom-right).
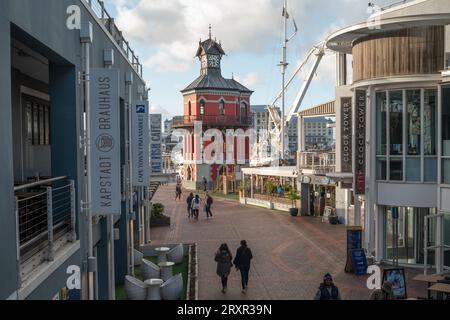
<box><xmin>280</xmin><ymin>0</ymin><xmax>288</xmax><ymax>164</ymax></box>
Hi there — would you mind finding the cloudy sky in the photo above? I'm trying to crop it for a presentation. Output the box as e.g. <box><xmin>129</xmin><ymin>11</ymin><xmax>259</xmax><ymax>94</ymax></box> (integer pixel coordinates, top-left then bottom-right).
<box><xmin>105</xmin><ymin>0</ymin><xmax>394</xmax><ymax>121</ymax></box>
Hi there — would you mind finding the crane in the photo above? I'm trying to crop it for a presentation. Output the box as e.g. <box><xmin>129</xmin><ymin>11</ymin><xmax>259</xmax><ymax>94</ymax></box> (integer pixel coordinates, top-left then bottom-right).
<box><xmin>251</xmin><ymin>41</ymin><xmax>327</xmax><ymax>167</ymax></box>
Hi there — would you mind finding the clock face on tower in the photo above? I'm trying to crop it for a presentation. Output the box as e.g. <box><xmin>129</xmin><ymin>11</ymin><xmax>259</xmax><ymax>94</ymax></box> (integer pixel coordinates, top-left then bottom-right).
<box><xmin>208</xmin><ymin>55</ymin><xmax>220</xmax><ymax>68</ymax></box>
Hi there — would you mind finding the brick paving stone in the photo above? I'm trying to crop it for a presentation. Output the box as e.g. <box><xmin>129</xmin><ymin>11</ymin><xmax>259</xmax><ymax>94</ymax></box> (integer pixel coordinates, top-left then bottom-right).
<box><xmin>150</xmin><ymin>184</ymin><xmax>427</xmax><ymax>300</ymax></box>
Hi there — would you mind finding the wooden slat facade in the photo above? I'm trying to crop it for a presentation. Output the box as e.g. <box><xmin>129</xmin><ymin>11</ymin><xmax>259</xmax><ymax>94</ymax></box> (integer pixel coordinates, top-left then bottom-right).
<box><xmin>298</xmin><ymin>100</ymin><xmax>335</xmax><ymax>117</ymax></box>
<box><xmin>352</xmin><ymin>26</ymin><xmax>445</xmax><ymax>82</ymax></box>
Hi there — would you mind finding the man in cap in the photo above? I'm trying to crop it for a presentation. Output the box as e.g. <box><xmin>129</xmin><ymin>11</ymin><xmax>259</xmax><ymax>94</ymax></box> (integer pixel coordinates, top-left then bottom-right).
<box><xmin>314</xmin><ymin>273</ymin><xmax>342</xmax><ymax>300</ymax></box>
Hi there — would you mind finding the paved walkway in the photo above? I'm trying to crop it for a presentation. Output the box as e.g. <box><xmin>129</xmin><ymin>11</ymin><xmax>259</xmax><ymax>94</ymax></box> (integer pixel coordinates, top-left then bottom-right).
<box><xmin>150</xmin><ymin>184</ymin><xmax>427</xmax><ymax>300</ymax></box>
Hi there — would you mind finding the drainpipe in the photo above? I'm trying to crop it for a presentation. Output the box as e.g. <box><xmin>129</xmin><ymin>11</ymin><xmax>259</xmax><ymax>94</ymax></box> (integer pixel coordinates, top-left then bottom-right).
<box><xmin>125</xmin><ymin>72</ymin><xmax>134</xmax><ymax>276</ymax></box>
<box><xmin>80</xmin><ymin>21</ymin><xmax>96</xmax><ymax>300</ymax></box>
<box><xmin>104</xmin><ymin>49</ymin><xmax>116</xmax><ymax>300</ymax></box>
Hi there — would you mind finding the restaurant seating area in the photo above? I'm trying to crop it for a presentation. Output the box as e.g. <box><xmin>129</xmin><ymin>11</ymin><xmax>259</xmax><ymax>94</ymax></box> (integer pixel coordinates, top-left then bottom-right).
<box><xmin>124</xmin><ymin>246</ymin><xmax>185</xmax><ymax>300</ymax></box>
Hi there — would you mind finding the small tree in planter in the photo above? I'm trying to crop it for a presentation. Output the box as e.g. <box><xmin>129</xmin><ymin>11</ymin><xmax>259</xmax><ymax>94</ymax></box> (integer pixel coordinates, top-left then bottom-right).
<box><xmin>264</xmin><ymin>180</ymin><xmax>277</xmax><ymax>200</ymax></box>
<box><xmin>150</xmin><ymin>203</ymin><xmax>171</xmax><ymax>227</ymax></box>
<box><xmin>286</xmin><ymin>189</ymin><xmax>300</xmax><ymax>216</ymax></box>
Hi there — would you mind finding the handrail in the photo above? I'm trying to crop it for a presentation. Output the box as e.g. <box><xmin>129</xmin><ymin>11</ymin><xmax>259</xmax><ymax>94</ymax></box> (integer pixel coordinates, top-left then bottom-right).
<box><xmin>14</xmin><ymin>176</ymin><xmax>67</xmax><ymax>192</ymax></box>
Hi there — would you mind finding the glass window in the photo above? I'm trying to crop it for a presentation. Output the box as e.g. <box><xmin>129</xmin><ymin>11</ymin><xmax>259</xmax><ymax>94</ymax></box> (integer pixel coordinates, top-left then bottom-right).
<box><xmin>406</xmin><ymin>90</ymin><xmax>421</xmax><ymax>155</ymax></box>
<box><xmin>442</xmin><ymin>86</ymin><xmax>450</xmax><ymax>156</ymax></box>
<box><xmin>389</xmin><ymin>91</ymin><xmax>403</xmax><ymax>156</ymax></box>
<box><xmin>424</xmin><ymin>89</ymin><xmax>437</xmax><ymax>155</ymax></box>
<box><xmin>219</xmin><ymin>100</ymin><xmax>225</xmax><ymax>115</ymax></box>
<box><xmin>406</xmin><ymin>158</ymin><xmax>420</xmax><ymax>181</ymax></box>
<box><xmin>200</xmin><ymin>100</ymin><xmax>205</xmax><ymax>115</ymax></box>
<box><xmin>443</xmin><ymin>159</ymin><xmax>450</xmax><ymax>184</ymax></box>
<box><xmin>390</xmin><ymin>158</ymin><xmax>403</xmax><ymax>181</ymax></box>
<box><xmin>376</xmin><ymin>92</ymin><xmax>387</xmax><ymax>155</ymax></box>
<box><xmin>424</xmin><ymin>158</ymin><xmax>437</xmax><ymax>182</ymax></box>
<box><xmin>377</xmin><ymin>157</ymin><xmax>387</xmax><ymax>180</ymax></box>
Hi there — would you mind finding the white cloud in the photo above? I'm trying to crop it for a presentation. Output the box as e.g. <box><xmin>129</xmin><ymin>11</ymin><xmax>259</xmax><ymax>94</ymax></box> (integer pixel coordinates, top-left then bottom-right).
<box><xmin>235</xmin><ymin>72</ymin><xmax>260</xmax><ymax>88</ymax></box>
<box><xmin>112</xmin><ymin>0</ymin><xmax>280</xmax><ymax>73</ymax></box>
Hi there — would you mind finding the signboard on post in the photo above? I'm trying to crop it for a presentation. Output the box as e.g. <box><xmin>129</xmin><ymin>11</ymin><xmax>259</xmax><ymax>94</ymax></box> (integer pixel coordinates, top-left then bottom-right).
<box><xmin>341</xmin><ymin>97</ymin><xmax>352</xmax><ymax>174</ymax></box>
<box><xmin>132</xmin><ymin>101</ymin><xmax>150</xmax><ymax>186</ymax></box>
<box><xmin>90</xmin><ymin>68</ymin><xmax>121</xmax><ymax>216</ymax></box>
<box><xmin>354</xmin><ymin>90</ymin><xmax>366</xmax><ymax>195</ymax></box>
<box><xmin>150</xmin><ymin>114</ymin><xmax>162</xmax><ymax>174</ymax></box>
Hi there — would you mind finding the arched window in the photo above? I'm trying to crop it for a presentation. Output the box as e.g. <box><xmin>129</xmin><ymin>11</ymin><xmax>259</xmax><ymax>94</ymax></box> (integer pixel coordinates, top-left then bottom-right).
<box><xmin>219</xmin><ymin>99</ymin><xmax>225</xmax><ymax>116</ymax></box>
<box><xmin>240</xmin><ymin>101</ymin><xmax>247</xmax><ymax>115</ymax></box>
<box><xmin>200</xmin><ymin>99</ymin><xmax>205</xmax><ymax>115</ymax></box>
<box><xmin>188</xmin><ymin>101</ymin><xmax>192</xmax><ymax>116</ymax></box>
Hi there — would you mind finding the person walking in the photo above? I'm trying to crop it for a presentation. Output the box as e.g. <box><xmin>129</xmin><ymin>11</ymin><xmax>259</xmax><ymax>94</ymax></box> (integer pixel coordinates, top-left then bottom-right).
<box><xmin>191</xmin><ymin>194</ymin><xmax>201</xmax><ymax>219</ymax></box>
<box><xmin>309</xmin><ymin>190</ymin><xmax>315</xmax><ymax>216</ymax></box>
<box><xmin>233</xmin><ymin>240</ymin><xmax>253</xmax><ymax>294</ymax></box>
<box><xmin>203</xmin><ymin>176</ymin><xmax>208</xmax><ymax>192</ymax></box>
<box><xmin>369</xmin><ymin>281</ymin><xmax>394</xmax><ymax>300</ymax></box>
<box><xmin>314</xmin><ymin>273</ymin><xmax>342</xmax><ymax>300</ymax></box>
<box><xmin>175</xmin><ymin>184</ymin><xmax>182</xmax><ymax>201</ymax></box>
<box><xmin>186</xmin><ymin>192</ymin><xmax>194</xmax><ymax>218</ymax></box>
<box><xmin>205</xmin><ymin>192</ymin><xmax>213</xmax><ymax>218</ymax></box>
<box><xmin>215</xmin><ymin>243</ymin><xmax>233</xmax><ymax>293</ymax></box>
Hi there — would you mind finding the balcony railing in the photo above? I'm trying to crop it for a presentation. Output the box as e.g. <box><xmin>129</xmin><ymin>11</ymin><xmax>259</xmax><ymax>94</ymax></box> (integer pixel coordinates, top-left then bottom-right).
<box><xmin>298</xmin><ymin>152</ymin><xmax>336</xmax><ymax>175</ymax></box>
<box><xmin>83</xmin><ymin>0</ymin><xmax>143</xmax><ymax>77</ymax></box>
<box><xmin>172</xmin><ymin>115</ymin><xmax>253</xmax><ymax>127</ymax></box>
<box><xmin>14</xmin><ymin>177</ymin><xmax>76</xmax><ymax>284</ymax></box>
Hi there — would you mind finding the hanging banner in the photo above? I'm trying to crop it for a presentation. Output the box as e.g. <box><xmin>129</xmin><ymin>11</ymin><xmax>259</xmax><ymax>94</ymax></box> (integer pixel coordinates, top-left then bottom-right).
<box><xmin>150</xmin><ymin>114</ymin><xmax>162</xmax><ymax>174</ymax></box>
<box><xmin>132</xmin><ymin>101</ymin><xmax>150</xmax><ymax>186</ymax></box>
<box><xmin>341</xmin><ymin>97</ymin><xmax>353</xmax><ymax>174</ymax></box>
<box><xmin>90</xmin><ymin>68</ymin><xmax>121</xmax><ymax>216</ymax></box>
<box><xmin>354</xmin><ymin>90</ymin><xmax>366</xmax><ymax>195</ymax></box>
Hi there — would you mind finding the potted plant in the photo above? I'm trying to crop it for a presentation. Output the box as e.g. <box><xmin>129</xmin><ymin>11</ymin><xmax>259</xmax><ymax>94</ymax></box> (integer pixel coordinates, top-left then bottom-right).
<box><xmin>150</xmin><ymin>203</ymin><xmax>171</xmax><ymax>227</ymax></box>
<box><xmin>264</xmin><ymin>180</ymin><xmax>277</xmax><ymax>200</ymax></box>
<box><xmin>286</xmin><ymin>189</ymin><xmax>300</xmax><ymax>216</ymax></box>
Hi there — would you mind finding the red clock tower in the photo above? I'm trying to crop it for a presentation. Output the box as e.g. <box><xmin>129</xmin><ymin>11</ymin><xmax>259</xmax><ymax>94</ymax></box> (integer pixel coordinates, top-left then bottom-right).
<box><xmin>173</xmin><ymin>30</ymin><xmax>253</xmax><ymax>191</ymax></box>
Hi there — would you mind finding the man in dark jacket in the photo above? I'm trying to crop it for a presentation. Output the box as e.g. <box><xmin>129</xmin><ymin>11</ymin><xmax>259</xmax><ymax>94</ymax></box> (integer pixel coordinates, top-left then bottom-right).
<box><xmin>233</xmin><ymin>240</ymin><xmax>253</xmax><ymax>293</ymax></box>
<box><xmin>186</xmin><ymin>193</ymin><xmax>194</xmax><ymax>218</ymax></box>
<box><xmin>314</xmin><ymin>273</ymin><xmax>342</xmax><ymax>300</ymax></box>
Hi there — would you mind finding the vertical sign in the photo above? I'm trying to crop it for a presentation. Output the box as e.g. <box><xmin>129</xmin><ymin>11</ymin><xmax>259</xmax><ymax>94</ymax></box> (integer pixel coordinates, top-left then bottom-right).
<box><xmin>354</xmin><ymin>90</ymin><xmax>366</xmax><ymax>195</ymax></box>
<box><xmin>90</xmin><ymin>69</ymin><xmax>121</xmax><ymax>215</ymax></box>
<box><xmin>341</xmin><ymin>97</ymin><xmax>353</xmax><ymax>173</ymax></box>
<box><xmin>132</xmin><ymin>101</ymin><xmax>150</xmax><ymax>186</ymax></box>
<box><xmin>150</xmin><ymin>114</ymin><xmax>162</xmax><ymax>174</ymax></box>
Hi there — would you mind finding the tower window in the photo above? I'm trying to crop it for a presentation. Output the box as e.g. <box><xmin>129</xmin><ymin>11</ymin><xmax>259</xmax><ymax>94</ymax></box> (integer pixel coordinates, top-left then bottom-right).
<box><xmin>188</xmin><ymin>101</ymin><xmax>192</xmax><ymax>116</ymax></box>
<box><xmin>219</xmin><ymin>99</ymin><xmax>225</xmax><ymax>115</ymax></box>
<box><xmin>200</xmin><ymin>99</ymin><xmax>205</xmax><ymax>115</ymax></box>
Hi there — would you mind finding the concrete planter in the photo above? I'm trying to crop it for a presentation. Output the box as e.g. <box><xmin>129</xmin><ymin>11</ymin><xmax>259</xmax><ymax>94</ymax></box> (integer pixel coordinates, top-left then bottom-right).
<box><xmin>289</xmin><ymin>208</ymin><xmax>299</xmax><ymax>216</ymax></box>
<box><xmin>150</xmin><ymin>216</ymin><xmax>171</xmax><ymax>227</ymax></box>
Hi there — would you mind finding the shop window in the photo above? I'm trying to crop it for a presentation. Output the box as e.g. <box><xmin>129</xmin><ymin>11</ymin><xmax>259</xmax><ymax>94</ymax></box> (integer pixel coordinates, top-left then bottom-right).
<box><xmin>389</xmin><ymin>91</ymin><xmax>403</xmax><ymax>156</ymax></box>
<box><xmin>406</xmin><ymin>90</ymin><xmax>421</xmax><ymax>155</ymax></box>
<box><xmin>376</xmin><ymin>92</ymin><xmax>387</xmax><ymax>155</ymax></box>
<box><xmin>424</xmin><ymin>89</ymin><xmax>437</xmax><ymax>155</ymax></box>
<box><xmin>389</xmin><ymin>158</ymin><xmax>403</xmax><ymax>181</ymax></box>
<box><xmin>442</xmin><ymin>86</ymin><xmax>450</xmax><ymax>184</ymax></box>
<box><xmin>26</xmin><ymin>97</ymin><xmax>50</xmax><ymax>146</ymax></box>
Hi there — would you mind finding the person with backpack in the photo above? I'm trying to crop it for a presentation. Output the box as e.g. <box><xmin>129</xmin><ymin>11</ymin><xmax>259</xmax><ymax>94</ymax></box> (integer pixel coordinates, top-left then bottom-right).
<box><xmin>186</xmin><ymin>193</ymin><xmax>194</xmax><ymax>218</ymax></box>
<box><xmin>314</xmin><ymin>273</ymin><xmax>342</xmax><ymax>300</ymax></box>
<box><xmin>205</xmin><ymin>193</ymin><xmax>213</xmax><ymax>218</ymax></box>
<box><xmin>233</xmin><ymin>240</ymin><xmax>253</xmax><ymax>293</ymax></box>
<box><xmin>214</xmin><ymin>243</ymin><xmax>233</xmax><ymax>293</ymax></box>
<box><xmin>191</xmin><ymin>194</ymin><xmax>201</xmax><ymax>219</ymax></box>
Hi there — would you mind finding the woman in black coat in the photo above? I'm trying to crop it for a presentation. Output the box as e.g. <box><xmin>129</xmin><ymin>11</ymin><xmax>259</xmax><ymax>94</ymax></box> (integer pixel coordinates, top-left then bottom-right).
<box><xmin>215</xmin><ymin>243</ymin><xmax>233</xmax><ymax>293</ymax></box>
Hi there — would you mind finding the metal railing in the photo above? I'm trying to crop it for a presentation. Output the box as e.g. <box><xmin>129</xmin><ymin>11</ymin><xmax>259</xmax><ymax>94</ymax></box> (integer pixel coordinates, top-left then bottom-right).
<box><xmin>298</xmin><ymin>152</ymin><xmax>336</xmax><ymax>174</ymax></box>
<box><xmin>172</xmin><ymin>115</ymin><xmax>253</xmax><ymax>127</ymax></box>
<box><xmin>83</xmin><ymin>0</ymin><xmax>143</xmax><ymax>77</ymax></box>
<box><xmin>14</xmin><ymin>177</ymin><xmax>76</xmax><ymax>282</ymax></box>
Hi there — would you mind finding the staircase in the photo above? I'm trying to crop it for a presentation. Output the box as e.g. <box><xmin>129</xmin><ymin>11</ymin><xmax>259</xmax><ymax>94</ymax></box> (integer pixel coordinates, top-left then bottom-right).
<box><xmin>148</xmin><ymin>182</ymin><xmax>160</xmax><ymax>201</ymax></box>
